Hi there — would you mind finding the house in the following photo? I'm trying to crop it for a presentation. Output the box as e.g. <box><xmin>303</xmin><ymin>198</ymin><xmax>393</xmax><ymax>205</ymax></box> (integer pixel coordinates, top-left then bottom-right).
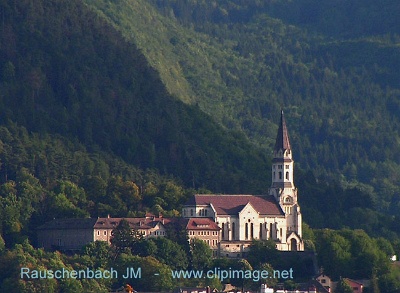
<box><xmin>182</xmin><ymin>111</ymin><xmax>304</xmax><ymax>254</ymax></box>
<box><xmin>316</xmin><ymin>273</ymin><xmax>332</xmax><ymax>292</ymax></box>
<box><xmin>344</xmin><ymin>278</ymin><xmax>364</xmax><ymax>293</ymax></box>
<box><xmin>184</xmin><ymin>217</ymin><xmax>220</xmax><ymax>252</ymax></box>
<box><xmin>37</xmin><ymin>213</ymin><xmax>170</xmax><ymax>251</ymax></box>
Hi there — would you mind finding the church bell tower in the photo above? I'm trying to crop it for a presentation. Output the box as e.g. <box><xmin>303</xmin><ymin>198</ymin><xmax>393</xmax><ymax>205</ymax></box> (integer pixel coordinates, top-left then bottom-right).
<box><xmin>269</xmin><ymin>110</ymin><xmax>303</xmax><ymax>250</ymax></box>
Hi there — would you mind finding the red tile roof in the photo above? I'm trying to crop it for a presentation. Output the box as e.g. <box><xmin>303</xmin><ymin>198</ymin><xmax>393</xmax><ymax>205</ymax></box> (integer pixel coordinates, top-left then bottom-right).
<box><xmin>37</xmin><ymin>217</ymin><xmax>175</xmax><ymax>231</ymax></box>
<box><xmin>191</xmin><ymin>194</ymin><xmax>284</xmax><ymax>216</ymax></box>
<box><xmin>94</xmin><ymin>217</ymin><xmax>173</xmax><ymax>230</ymax></box>
<box><xmin>185</xmin><ymin>218</ymin><xmax>220</xmax><ymax>231</ymax></box>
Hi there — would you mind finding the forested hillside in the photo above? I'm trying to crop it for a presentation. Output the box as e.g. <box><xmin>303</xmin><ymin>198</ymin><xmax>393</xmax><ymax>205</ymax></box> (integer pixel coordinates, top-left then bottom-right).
<box><xmin>83</xmin><ymin>0</ymin><xmax>400</xmax><ymax>218</ymax></box>
<box><xmin>0</xmin><ymin>0</ymin><xmax>272</xmax><ymax>194</ymax></box>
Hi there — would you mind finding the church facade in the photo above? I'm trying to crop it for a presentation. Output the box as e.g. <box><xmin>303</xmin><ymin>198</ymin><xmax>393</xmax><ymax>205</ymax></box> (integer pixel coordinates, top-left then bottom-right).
<box><xmin>182</xmin><ymin>111</ymin><xmax>304</xmax><ymax>255</ymax></box>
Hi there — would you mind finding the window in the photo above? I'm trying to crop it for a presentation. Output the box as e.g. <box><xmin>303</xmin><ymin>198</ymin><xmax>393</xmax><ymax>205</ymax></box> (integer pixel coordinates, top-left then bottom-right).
<box><xmin>286</xmin><ymin>165</ymin><xmax>289</xmax><ymax>169</ymax></box>
<box><xmin>245</xmin><ymin>223</ymin><xmax>249</xmax><ymax>240</ymax></box>
<box><xmin>190</xmin><ymin>209</ymin><xmax>194</xmax><ymax>216</ymax></box>
<box><xmin>286</xmin><ymin>172</ymin><xmax>289</xmax><ymax>180</ymax></box>
<box><xmin>97</xmin><ymin>230</ymin><xmax>100</xmax><ymax>236</ymax></box>
<box><xmin>250</xmin><ymin>223</ymin><xmax>254</xmax><ymax>239</ymax></box>
<box><xmin>260</xmin><ymin>223</ymin><xmax>263</xmax><ymax>239</ymax></box>
<box><xmin>104</xmin><ymin>231</ymin><xmax>107</xmax><ymax>236</ymax></box>
<box><xmin>204</xmin><ymin>209</ymin><xmax>208</xmax><ymax>216</ymax></box>
<box><xmin>279</xmin><ymin>172</ymin><xmax>282</xmax><ymax>179</ymax></box>
<box><xmin>269</xmin><ymin>223</ymin><xmax>273</xmax><ymax>239</ymax></box>
<box><xmin>232</xmin><ymin>222</ymin><xmax>235</xmax><ymax>240</ymax></box>
<box><xmin>222</xmin><ymin>223</ymin><xmax>225</xmax><ymax>239</ymax></box>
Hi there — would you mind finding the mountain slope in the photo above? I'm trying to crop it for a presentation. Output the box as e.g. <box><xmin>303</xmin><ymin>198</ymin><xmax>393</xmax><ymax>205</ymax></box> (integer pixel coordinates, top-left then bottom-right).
<box><xmin>0</xmin><ymin>0</ymin><xmax>270</xmax><ymax>194</ymax></box>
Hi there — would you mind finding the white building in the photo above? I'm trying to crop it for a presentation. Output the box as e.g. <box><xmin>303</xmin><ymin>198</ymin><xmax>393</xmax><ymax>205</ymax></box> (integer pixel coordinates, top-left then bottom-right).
<box><xmin>182</xmin><ymin>111</ymin><xmax>304</xmax><ymax>254</ymax></box>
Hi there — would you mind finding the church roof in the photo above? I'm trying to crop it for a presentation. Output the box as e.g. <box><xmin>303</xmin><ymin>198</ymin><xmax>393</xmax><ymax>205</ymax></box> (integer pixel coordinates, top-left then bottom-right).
<box><xmin>274</xmin><ymin>110</ymin><xmax>291</xmax><ymax>152</ymax></box>
<box><xmin>189</xmin><ymin>194</ymin><xmax>284</xmax><ymax>216</ymax></box>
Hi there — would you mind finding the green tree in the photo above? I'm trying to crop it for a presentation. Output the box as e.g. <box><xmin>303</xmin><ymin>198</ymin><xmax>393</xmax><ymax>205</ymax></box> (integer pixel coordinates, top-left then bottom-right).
<box><xmin>247</xmin><ymin>239</ymin><xmax>279</xmax><ymax>268</ymax></box>
<box><xmin>82</xmin><ymin>240</ymin><xmax>112</xmax><ymax>268</ymax></box>
<box><xmin>190</xmin><ymin>238</ymin><xmax>212</xmax><ymax>270</ymax></box>
<box><xmin>114</xmin><ymin>254</ymin><xmax>173</xmax><ymax>291</ymax></box>
<box><xmin>315</xmin><ymin>230</ymin><xmax>352</xmax><ymax>279</ymax></box>
<box><xmin>151</xmin><ymin>237</ymin><xmax>188</xmax><ymax>269</ymax></box>
<box><xmin>110</xmin><ymin>219</ymin><xmax>143</xmax><ymax>254</ymax></box>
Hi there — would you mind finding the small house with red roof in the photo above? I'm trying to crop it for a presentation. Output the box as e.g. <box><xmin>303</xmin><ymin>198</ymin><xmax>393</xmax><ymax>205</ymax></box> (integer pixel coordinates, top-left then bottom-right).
<box><xmin>344</xmin><ymin>278</ymin><xmax>364</xmax><ymax>293</ymax></box>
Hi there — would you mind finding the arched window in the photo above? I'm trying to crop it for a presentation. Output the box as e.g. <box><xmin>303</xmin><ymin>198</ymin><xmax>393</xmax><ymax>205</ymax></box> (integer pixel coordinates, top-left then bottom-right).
<box><xmin>259</xmin><ymin>223</ymin><xmax>263</xmax><ymax>239</ymax></box>
<box><xmin>222</xmin><ymin>223</ymin><xmax>225</xmax><ymax>239</ymax></box>
<box><xmin>245</xmin><ymin>223</ymin><xmax>248</xmax><ymax>240</ymax></box>
<box><xmin>291</xmin><ymin>238</ymin><xmax>297</xmax><ymax>251</ymax></box>
<box><xmin>190</xmin><ymin>209</ymin><xmax>194</xmax><ymax>216</ymax></box>
<box><xmin>232</xmin><ymin>222</ymin><xmax>235</xmax><ymax>240</ymax></box>
<box><xmin>250</xmin><ymin>223</ymin><xmax>254</xmax><ymax>239</ymax></box>
<box><xmin>286</xmin><ymin>172</ymin><xmax>289</xmax><ymax>180</ymax></box>
<box><xmin>269</xmin><ymin>223</ymin><xmax>273</xmax><ymax>239</ymax></box>
<box><xmin>204</xmin><ymin>209</ymin><xmax>208</xmax><ymax>217</ymax></box>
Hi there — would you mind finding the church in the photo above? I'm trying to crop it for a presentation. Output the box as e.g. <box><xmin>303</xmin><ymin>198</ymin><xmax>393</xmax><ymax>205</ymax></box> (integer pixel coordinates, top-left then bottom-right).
<box><xmin>182</xmin><ymin>111</ymin><xmax>304</xmax><ymax>256</ymax></box>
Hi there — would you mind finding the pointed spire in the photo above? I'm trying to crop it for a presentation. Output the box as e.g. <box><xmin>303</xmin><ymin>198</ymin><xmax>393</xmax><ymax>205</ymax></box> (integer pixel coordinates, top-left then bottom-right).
<box><xmin>274</xmin><ymin>110</ymin><xmax>291</xmax><ymax>153</ymax></box>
